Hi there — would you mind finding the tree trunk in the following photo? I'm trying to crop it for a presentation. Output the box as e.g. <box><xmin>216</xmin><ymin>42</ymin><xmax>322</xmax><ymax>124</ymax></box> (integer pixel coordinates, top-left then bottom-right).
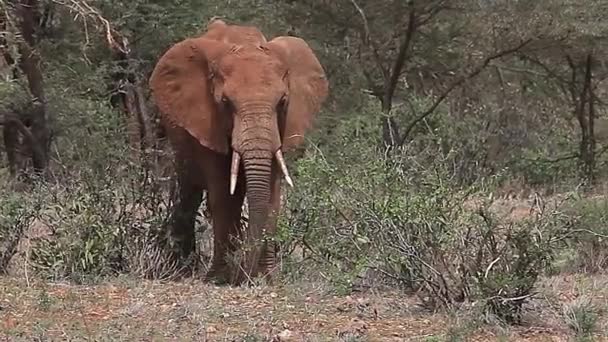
<box><xmin>0</xmin><ymin>49</ymin><xmax>23</xmax><ymax>175</ymax></box>
<box><xmin>1</xmin><ymin>8</ymin><xmax>21</xmax><ymax>176</ymax></box>
<box><xmin>2</xmin><ymin>119</ymin><xmax>21</xmax><ymax>176</ymax></box>
<box><xmin>379</xmin><ymin>3</ymin><xmax>416</xmax><ymax>148</ymax></box>
<box><xmin>13</xmin><ymin>0</ymin><xmax>51</xmax><ymax>176</ymax></box>
<box><xmin>381</xmin><ymin>106</ymin><xmax>399</xmax><ymax>147</ymax></box>
<box><xmin>585</xmin><ymin>54</ymin><xmax>595</xmax><ymax>184</ymax></box>
<box><xmin>573</xmin><ymin>54</ymin><xmax>595</xmax><ymax>184</ymax></box>
<box><xmin>107</xmin><ymin>42</ymin><xmax>153</xmax><ymax>156</ymax></box>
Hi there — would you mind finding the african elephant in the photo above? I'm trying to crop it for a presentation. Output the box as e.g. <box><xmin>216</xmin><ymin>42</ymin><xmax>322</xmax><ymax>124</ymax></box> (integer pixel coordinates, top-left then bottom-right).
<box><xmin>148</xmin><ymin>19</ymin><xmax>329</xmax><ymax>285</ymax></box>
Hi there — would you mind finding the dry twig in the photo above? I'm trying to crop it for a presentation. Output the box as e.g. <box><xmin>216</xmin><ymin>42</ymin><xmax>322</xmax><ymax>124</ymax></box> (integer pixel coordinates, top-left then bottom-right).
<box><xmin>52</xmin><ymin>0</ymin><xmax>128</xmax><ymax>54</ymax></box>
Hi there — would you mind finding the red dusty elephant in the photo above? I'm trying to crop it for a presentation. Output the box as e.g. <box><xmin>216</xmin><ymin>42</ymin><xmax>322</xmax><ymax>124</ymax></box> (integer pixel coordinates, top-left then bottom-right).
<box><xmin>148</xmin><ymin>19</ymin><xmax>329</xmax><ymax>285</ymax></box>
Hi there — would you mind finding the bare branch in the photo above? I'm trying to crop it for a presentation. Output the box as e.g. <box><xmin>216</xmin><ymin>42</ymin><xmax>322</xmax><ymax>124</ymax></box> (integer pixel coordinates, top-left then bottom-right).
<box><xmin>417</xmin><ymin>0</ymin><xmax>449</xmax><ymax>27</ymax></box>
<box><xmin>495</xmin><ymin>64</ymin><xmax>553</xmax><ymax>78</ymax></box>
<box><xmin>2</xmin><ymin>113</ymin><xmax>35</xmax><ymax>144</ymax></box>
<box><xmin>51</xmin><ymin>0</ymin><xmax>128</xmax><ymax>54</ymax></box>
<box><xmin>383</xmin><ymin>1</ymin><xmax>416</xmax><ymax>111</ymax></box>
<box><xmin>399</xmin><ymin>38</ymin><xmax>533</xmax><ymax>145</ymax></box>
<box><xmin>520</xmin><ymin>54</ymin><xmax>568</xmax><ymax>85</ymax></box>
<box><xmin>518</xmin><ymin>55</ymin><xmax>571</xmax><ymax>99</ymax></box>
<box><xmin>348</xmin><ymin>0</ymin><xmax>388</xmax><ymax>81</ymax></box>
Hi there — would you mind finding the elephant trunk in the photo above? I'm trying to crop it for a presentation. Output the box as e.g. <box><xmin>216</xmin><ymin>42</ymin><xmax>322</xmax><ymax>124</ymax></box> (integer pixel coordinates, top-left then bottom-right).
<box><xmin>241</xmin><ymin>151</ymin><xmax>273</xmax><ymax>278</ymax></box>
<box><xmin>230</xmin><ymin>107</ymin><xmax>295</xmax><ymax>282</ymax></box>
<box><xmin>231</xmin><ymin>109</ymin><xmax>278</xmax><ymax>281</ymax></box>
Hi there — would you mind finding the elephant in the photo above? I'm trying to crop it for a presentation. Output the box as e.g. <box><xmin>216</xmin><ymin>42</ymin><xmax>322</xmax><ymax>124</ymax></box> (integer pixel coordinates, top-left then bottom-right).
<box><xmin>148</xmin><ymin>19</ymin><xmax>329</xmax><ymax>285</ymax></box>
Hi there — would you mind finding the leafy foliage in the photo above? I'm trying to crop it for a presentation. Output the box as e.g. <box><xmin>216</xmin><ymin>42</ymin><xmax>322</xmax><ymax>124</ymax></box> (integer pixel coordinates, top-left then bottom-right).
<box><xmin>280</xmin><ymin>104</ymin><xmax>573</xmax><ymax>321</ymax></box>
<box><xmin>2</xmin><ymin>0</ymin><xmax>608</xmax><ymax>334</ymax></box>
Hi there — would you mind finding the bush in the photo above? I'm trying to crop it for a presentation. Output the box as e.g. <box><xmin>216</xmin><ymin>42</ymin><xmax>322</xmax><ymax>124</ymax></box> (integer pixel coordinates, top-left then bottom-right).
<box><xmin>1</xmin><ymin>87</ymin><xmax>599</xmax><ymax>327</ymax></box>
<box><xmin>0</xmin><ymin>92</ymin><xmax>183</xmax><ymax>282</ymax></box>
<box><xmin>556</xmin><ymin>196</ymin><xmax>608</xmax><ymax>273</ymax></box>
<box><xmin>562</xmin><ymin>296</ymin><xmax>599</xmax><ymax>339</ymax></box>
<box><xmin>473</xmin><ymin>205</ymin><xmax>565</xmax><ymax>323</ymax></box>
<box><xmin>0</xmin><ymin>191</ymin><xmax>36</xmax><ymax>273</ymax></box>
<box><xmin>280</xmin><ymin>107</ymin><xmax>570</xmax><ymax>322</ymax></box>
<box><xmin>28</xmin><ymin>166</ymin><xmax>175</xmax><ymax>282</ymax></box>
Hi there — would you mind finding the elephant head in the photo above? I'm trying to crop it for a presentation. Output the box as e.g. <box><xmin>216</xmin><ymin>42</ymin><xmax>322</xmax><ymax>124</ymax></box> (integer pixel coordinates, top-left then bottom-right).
<box><xmin>149</xmin><ymin>27</ymin><xmax>328</xmax><ymax>278</ymax></box>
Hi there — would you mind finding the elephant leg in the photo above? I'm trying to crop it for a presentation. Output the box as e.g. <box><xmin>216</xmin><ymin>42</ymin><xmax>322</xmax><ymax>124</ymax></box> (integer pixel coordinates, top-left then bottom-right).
<box><xmin>168</xmin><ymin>163</ymin><xmax>203</xmax><ymax>267</ymax></box>
<box><xmin>256</xmin><ymin>168</ymin><xmax>282</xmax><ymax>281</ymax></box>
<box><xmin>204</xmin><ymin>154</ymin><xmax>246</xmax><ymax>284</ymax></box>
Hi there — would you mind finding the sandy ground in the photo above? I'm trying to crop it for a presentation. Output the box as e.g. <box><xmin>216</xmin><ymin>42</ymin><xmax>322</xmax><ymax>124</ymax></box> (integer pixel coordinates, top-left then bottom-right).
<box><xmin>2</xmin><ymin>274</ymin><xmax>607</xmax><ymax>341</ymax></box>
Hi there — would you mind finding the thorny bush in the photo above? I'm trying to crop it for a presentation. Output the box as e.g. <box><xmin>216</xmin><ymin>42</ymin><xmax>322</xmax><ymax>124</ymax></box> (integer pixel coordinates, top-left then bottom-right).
<box><xmin>280</xmin><ymin>108</ymin><xmax>573</xmax><ymax>322</ymax></box>
<box><xmin>0</xmin><ymin>98</ymin><xmax>597</xmax><ymax>324</ymax></box>
<box><xmin>0</xmin><ymin>94</ymin><xmax>186</xmax><ymax>282</ymax></box>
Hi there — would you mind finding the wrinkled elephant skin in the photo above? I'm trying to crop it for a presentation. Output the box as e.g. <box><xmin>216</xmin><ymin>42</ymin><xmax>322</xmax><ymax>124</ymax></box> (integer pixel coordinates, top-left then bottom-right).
<box><xmin>148</xmin><ymin>19</ymin><xmax>329</xmax><ymax>285</ymax></box>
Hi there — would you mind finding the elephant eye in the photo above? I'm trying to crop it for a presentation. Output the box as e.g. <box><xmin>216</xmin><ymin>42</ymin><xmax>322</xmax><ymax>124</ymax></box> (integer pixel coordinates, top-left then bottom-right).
<box><xmin>277</xmin><ymin>95</ymin><xmax>288</xmax><ymax>113</ymax></box>
<box><xmin>220</xmin><ymin>95</ymin><xmax>234</xmax><ymax>113</ymax></box>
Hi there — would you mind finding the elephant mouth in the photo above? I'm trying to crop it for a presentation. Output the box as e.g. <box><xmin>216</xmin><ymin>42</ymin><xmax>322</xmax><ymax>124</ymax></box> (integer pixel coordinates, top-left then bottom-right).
<box><xmin>228</xmin><ymin>148</ymin><xmax>293</xmax><ymax>195</ymax></box>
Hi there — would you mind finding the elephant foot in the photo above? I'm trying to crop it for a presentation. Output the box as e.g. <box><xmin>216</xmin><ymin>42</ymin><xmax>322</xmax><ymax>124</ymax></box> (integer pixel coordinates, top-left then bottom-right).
<box><xmin>230</xmin><ymin>263</ymin><xmax>276</xmax><ymax>286</ymax></box>
<box><xmin>204</xmin><ymin>271</ymin><xmax>231</xmax><ymax>285</ymax></box>
<box><xmin>226</xmin><ymin>246</ymin><xmax>278</xmax><ymax>285</ymax></box>
<box><xmin>254</xmin><ymin>246</ymin><xmax>278</xmax><ymax>284</ymax></box>
<box><xmin>255</xmin><ymin>264</ymin><xmax>277</xmax><ymax>285</ymax></box>
<box><xmin>171</xmin><ymin>265</ymin><xmax>194</xmax><ymax>280</ymax></box>
<box><xmin>169</xmin><ymin>255</ymin><xmax>199</xmax><ymax>280</ymax></box>
<box><xmin>205</xmin><ymin>261</ymin><xmax>233</xmax><ymax>285</ymax></box>
<box><xmin>205</xmin><ymin>249</ymin><xmax>278</xmax><ymax>286</ymax></box>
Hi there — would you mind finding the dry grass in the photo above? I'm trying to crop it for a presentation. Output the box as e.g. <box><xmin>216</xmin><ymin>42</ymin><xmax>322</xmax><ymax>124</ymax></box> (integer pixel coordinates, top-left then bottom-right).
<box><xmin>0</xmin><ymin>276</ymin><xmax>442</xmax><ymax>341</ymax></box>
<box><xmin>2</xmin><ymin>274</ymin><xmax>606</xmax><ymax>341</ymax></box>
<box><xmin>2</xmin><ymin>182</ymin><xmax>607</xmax><ymax>341</ymax></box>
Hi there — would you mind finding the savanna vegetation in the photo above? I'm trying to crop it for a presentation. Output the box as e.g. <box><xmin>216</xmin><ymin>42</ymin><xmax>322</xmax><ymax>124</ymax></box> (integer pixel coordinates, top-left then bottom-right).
<box><xmin>2</xmin><ymin>0</ymin><xmax>608</xmax><ymax>340</ymax></box>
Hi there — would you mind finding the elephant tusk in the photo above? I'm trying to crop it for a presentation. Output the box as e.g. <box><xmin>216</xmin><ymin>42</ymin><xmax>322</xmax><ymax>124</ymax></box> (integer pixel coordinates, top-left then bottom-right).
<box><xmin>230</xmin><ymin>151</ymin><xmax>240</xmax><ymax>195</ymax></box>
<box><xmin>275</xmin><ymin>149</ymin><xmax>294</xmax><ymax>187</ymax></box>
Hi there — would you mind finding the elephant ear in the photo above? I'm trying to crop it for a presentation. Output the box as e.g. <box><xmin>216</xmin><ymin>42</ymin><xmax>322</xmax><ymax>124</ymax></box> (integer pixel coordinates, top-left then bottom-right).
<box><xmin>149</xmin><ymin>37</ymin><xmax>232</xmax><ymax>154</ymax></box>
<box><xmin>266</xmin><ymin>36</ymin><xmax>329</xmax><ymax>151</ymax></box>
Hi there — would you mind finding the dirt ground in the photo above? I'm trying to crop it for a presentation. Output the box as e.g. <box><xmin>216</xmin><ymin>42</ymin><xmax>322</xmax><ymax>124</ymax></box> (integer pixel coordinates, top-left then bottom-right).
<box><xmin>2</xmin><ymin>192</ymin><xmax>608</xmax><ymax>341</ymax></box>
<box><xmin>2</xmin><ymin>274</ymin><xmax>606</xmax><ymax>341</ymax></box>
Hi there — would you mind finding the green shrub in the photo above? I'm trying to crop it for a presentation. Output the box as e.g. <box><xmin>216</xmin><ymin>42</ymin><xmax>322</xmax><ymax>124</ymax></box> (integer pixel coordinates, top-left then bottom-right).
<box><xmin>0</xmin><ymin>191</ymin><xmax>37</xmax><ymax>273</ymax></box>
<box><xmin>0</xmin><ymin>88</ymin><xmax>180</xmax><ymax>282</ymax></box>
<box><xmin>280</xmin><ymin>107</ymin><xmax>569</xmax><ymax>322</ymax></box>
<box><xmin>22</xmin><ymin>161</ymin><xmax>174</xmax><ymax>282</ymax></box>
<box><xmin>563</xmin><ymin>296</ymin><xmax>599</xmax><ymax>339</ymax></box>
<box><xmin>474</xmin><ymin>207</ymin><xmax>564</xmax><ymax>323</ymax></box>
<box><xmin>557</xmin><ymin>196</ymin><xmax>608</xmax><ymax>273</ymax></box>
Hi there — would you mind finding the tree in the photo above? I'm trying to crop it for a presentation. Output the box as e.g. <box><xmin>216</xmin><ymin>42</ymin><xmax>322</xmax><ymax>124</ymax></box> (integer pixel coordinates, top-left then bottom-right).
<box><xmin>516</xmin><ymin>0</ymin><xmax>608</xmax><ymax>183</ymax></box>
<box><xmin>1</xmin><ymin>0</ymin><xmax>51</xmax><ymax>177</ymax></box>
